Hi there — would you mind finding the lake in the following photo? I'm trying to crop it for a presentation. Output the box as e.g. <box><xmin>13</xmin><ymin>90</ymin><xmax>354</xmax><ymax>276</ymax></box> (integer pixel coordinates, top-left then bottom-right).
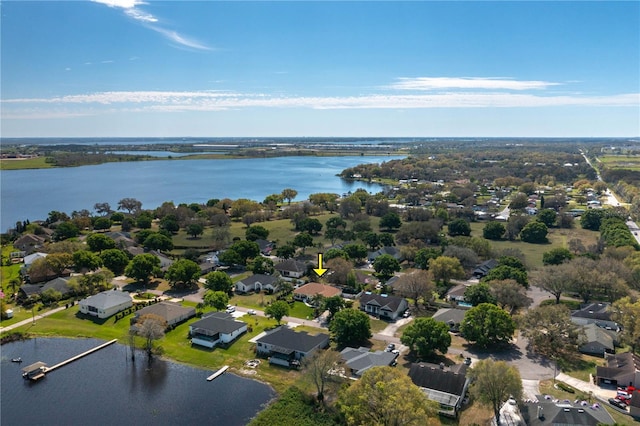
<box><xmin>0</xmin><ymin>338</ymin><xmax>276</xmax><ymax>425</ymax></box>
<box><xmin>0</xmin><ymin>155</ymin><xmax>403</xmax><ymax>231</ymax></box>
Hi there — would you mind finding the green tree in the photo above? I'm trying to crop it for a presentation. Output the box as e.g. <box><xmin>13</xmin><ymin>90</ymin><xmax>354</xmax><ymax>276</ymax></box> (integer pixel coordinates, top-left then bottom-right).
<box><xmin>343</xmin><ymin>243</ymin><xmax>368</xmax><ymax>263</ymax></box>
<box><xmin>508</xmin><ymin>192</ymin><xmax>529</xmax><ymax>210</ymax></box>
<box><xmin>136</xmin><ymin>313</ymin><xmax>166</xmax><ymax>362</ymax></box>
<box><xmin>281</xmin><ymin>188</ymin><xmax>298</xmax><ymax>205</ymax></box>
<box><xmin>323</xmin><ymin>295</ymin><xmax>346</xmax><ymax>321</ymax></box>
<box><xmin>248</xmin><ymin>256</ymin><xmax>275</xmax><ymax>275</ymax></box>
<box><xmin>483</xmin><ymin>265</ymin><xmax>528</xmax><ymax>288</ymax></box>
<box><xmin>186</xmin><ymin>223</ymin><xmax>204</xmax><ymax>239</ymax></box>
<box><xmin>362</xmin><ymin>232</ymin><xmax>380</xmax><ymax>250</ymax></box>
<box><xmin>520</xmin><ymin>221</ymin><xmax>548</xmax><ymax>243</ymax></box>
<box><xmin>394</xmin><ymin>270</ymin><xmax>435</xmax><ymax>308</ymax></box>
<box><xmin>203</xmin><ymin>290</ymin><xmax>229</xmax><ymax>311</ymax></box>
<box><xmin>100</xmin><ymin>249</ymin><xmax>130</xmax><ymax>276</ymax></box>
<box><xmin>298</xmin><ymin>218</ymin><xmax>323</xmax><ymax>235</ymax></box>
<box><xmin>302</xmin><ymin>349</ymin><xmax>344</xmax><ymax>404</ymax></box>
<box><xmin>136</xmin><ymin>214</ymin><xmax>153</xmax><ymax>229</ymax></box>
<box><xmin>41</xmin><ymin>287</ymin><xmax>62</xmax><ymax>305</ymax></box>
<box><xmin>118</xmin><ymin>197</ymin><xmax>142</xmax><ymax>214</ymax></box>
<box><xmin>276</xmin><ymin>243</ymin><xmax>296</xmax><ymax>259</ymax></box>
<box><xmin>293</xmin><ymin>232</ymin><xmax>314</xmax><ymax>254</ymax></box>
<box><xmin>379</xmin><ymin>232</ymin><xmax>395</xmax><ymax>247</ymax></box>
<box><xmin>329</xmin><ymin>308</ymin><xmax>371</xmax><ymax>347</ymax></box>
<box><xmin>380</xmin><ymin>211</ymin><xmax>402</xmax><ymax>231</ymax></box>
<box><xmin>612</xmin><ymin>297</ymin><xmax>640</xmax><ymax>352</ymax></box>
<box><xmin>165</xmin><ymin>259</ymin><xmax>200</xmax><ymax>289</ymax></box>
<box><xmin>337</xmin><ymin>367</ymin><xmax>437</xmax><ymax>426</ymax></box>
<box><xmin>265</xmin><ymin>300</ymin><xmax>290</xmax><ymax>325</ymax></box>
<box><xmin>460</xmin><ymin>303</ymin><xmax>515</xmax><ymax>348</ymax></box>
<box><xmin>245</xmin><ymin>225</ymin><xmax>269</xmax><ymax>241</ymax></box>
<box><xmin>72</xmin><ymin>250</ymin><xmax>103</xmax><ymax>273</ymax></box>
<box><xmin>86</xmin><ymin>233</ymin><xmax>116</xmax><ymax>253</ymax></box>
<box><xmin>448</xmin><ymin>218</ymin><xmax>471</xmax><ymax>236</ymax></box>
<box><xmin>159</xmin><ymin>215</ymin><xmax>180</xmax><ymax>234</ymax></box>
<box><xmin>226</xmin><ymin>240</ymin><xmax>260</xmax><ymax>264</ymax></box>
<box><xmin>373</xmin><ymin>254</ymin><xmax>401</xmax><ymax>280</ymax></box>
<box><xmin>125</xmin><ymin>253</ymin><xmax>161</xmax><ymax>286</ymax></box>
<box><xmin>401</xmin><ymin>317</ymin><xmax>451</xmax><ymax>359</ymax></box>
<box><xmin>519</xmin><ymin>304</ymin><xmax>584</xmax><ymax>361</ymax></box>
<box><xmin>204</xmin><ymin>271</ymin><xmax>233</xmax><ymax>294</ymax></box>
<box><xmin>326</xmin><ymin>216</ymin><xmax>347</xmax><ymax>230</ymax></box>
<box><xmin>483</xmin><ymin>221</ymin><xmax>506</xmax><ymax>240</ymax></box>
<box><xmin>464</xmin><ymin>282</ymin><xmax>497</xmax><ymax>306</ymax></box>
<box><xmin>428</xmin><ymin>256</ymin><xmax>465</xmax><ymax>285</ymax></box>
<box><xmin>93</xmin><ymin>217</ymin><xmax>113</xmax><ymax>231</ymax></box>
<box><xmin>54</xmin><ymin>221</ymin><xmax>80</xmax><ymax>241</ymax></box>
<box><xmin>489</xmin><ymin>279</ymin><xmax>532</xmax><ymax>314</ymax></box>
<box><xmin>143</xmin><ymin>233</ymin><xmax>174</xmax><ymax>251</ymax></box>
<box><xmin>580</xmin><ymin>208</ymin><xmax>604</xmax><ymax>231</ymax></box>
<box><xmin>537</xmin><ymin>209</ymin><xmax>557</xmax><ymax>227</ymax></box>
<box><xmin>414</xmin><ymin>247</ymin><xmax>441</xmax><ymax>270</ymax></box>
<box><xmin>542</xmin><ymin>247</ymin><xmax>574</xmax><ymax>265</ymax></box>
<box><xmin>468</xmin><ymin>360</ymin><xmax>522</xmax><ymax>426</ymax></box>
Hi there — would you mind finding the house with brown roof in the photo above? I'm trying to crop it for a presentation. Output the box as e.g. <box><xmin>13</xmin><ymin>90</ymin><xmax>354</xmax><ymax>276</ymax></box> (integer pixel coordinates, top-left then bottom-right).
<box><xmin>132</xmin><ymin>301</ymin><xmax>196</xmax><ymax>328</ymax></box>
<box><xmin>293</xmin><ymin>282</ymin><xmax>342</xmax><ymax>303</ymax></box>
<box><xmin>13</xmin><ymin>234</ymin><xmax>46</xmax><ymax>254</ymax></box>
<box><xmin>596</xmin><ymin>352</ymin><xmax>640</xmax><ymax>388</ymax></box>
<box><xmin>358</xmin><ymin>292</ymin><xmax>408</xmax><ymax>321</ymax></box>
<box><xmin>408</xmin><ymin>362</ymin><xmax>470</xmax><ymax>417</ymax></box>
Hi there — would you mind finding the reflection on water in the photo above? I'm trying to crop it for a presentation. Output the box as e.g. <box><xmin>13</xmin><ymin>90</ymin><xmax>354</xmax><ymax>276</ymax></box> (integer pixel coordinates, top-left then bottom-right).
<box><xmin>1</xmin><ymin>338</ymin><xmax>275</xmax><ymax>426</ymax></box>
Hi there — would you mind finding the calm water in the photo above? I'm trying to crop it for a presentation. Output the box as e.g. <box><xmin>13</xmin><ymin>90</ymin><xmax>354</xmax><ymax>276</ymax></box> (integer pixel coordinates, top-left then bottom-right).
<box><xmin>0</xmin><ymin>155</ymin><xmax>403</xmax><ymax>231</ymax></box>
<box><xmin>1</xmin><ymin>338</ymin><xmax>276</xmax><ymax>426</ymax></box>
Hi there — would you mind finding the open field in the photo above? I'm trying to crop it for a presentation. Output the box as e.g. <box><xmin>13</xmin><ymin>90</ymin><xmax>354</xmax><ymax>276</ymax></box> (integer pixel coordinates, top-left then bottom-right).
<box><xmin>597</xmin><ymin>155</ymin><xmax>640</xmax><ymax>171</ymax></box>
<box><xmin>0</xmin><ymin>157</ymin><xmax>53</xmax><ymax>170</ymax></box>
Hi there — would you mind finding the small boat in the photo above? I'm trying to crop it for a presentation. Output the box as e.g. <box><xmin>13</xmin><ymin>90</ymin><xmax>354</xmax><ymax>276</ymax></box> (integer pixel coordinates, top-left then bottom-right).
<box><xmin>11</xmin><ymin>357</ymin><xmax>22</xmax><ymax>363</ymax></box>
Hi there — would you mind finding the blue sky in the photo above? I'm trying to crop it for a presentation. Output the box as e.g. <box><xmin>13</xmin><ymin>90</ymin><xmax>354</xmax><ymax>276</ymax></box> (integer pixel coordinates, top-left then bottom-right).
<box><xmin>1</xmin><ymin>1</ymin><xmax>639</xmax><ymax>137</ymax></box>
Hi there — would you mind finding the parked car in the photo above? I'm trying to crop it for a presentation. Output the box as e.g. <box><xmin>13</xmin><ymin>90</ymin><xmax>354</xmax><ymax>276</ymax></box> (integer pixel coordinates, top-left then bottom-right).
<box><xmin>608</xmin><ymin>398</ymin><xmax>628</xmax><ymax>410</ymax></box>
<box><xmin>247</xmin><ymin>309</ymin><xmax>256</xmax><ymax>315</ymax></box>
<box><xmin>402</xmin><ymin>310</ymin><xmax>410</xmax><ymax>318</ymax></box>
<box><xmin>464</xmin><ymin>357</ymin><xmax>472</xmax><ymax>366</ymax></box>
<box><xmin>226</xmin><ymin>305</ymin><xmax>236</xmax><ymax>313</ymax></box>
<box><xmin>385</xmin><ymin>343</ymin><xmax>396</xmax><ymax>352</ymax></box>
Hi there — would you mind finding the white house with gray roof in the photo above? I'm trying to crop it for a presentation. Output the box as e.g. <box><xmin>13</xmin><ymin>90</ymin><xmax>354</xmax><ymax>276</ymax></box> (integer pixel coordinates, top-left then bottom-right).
<box><xmin>79</xmin><ymin>290</ymin><xmax>133</xmax><ymax>319</ymax></box>
<box><xmin>256</xmin><ymin>326</ymin><xmax>329</xmax><ymax>368</ymax></box>
<box><xmin>189</xmin><ymin>312</ymin><xmax>247</xmax><ymax>348</ymax></box>
<box><xmin>340</xmin><ymin>347</ymin><xmax>397</xmax><ymax>377</ymax></box>
<box><xmin>235</xmin><ymin>274</ymin><xmax>278</xmax><ymax>293</ymax></box>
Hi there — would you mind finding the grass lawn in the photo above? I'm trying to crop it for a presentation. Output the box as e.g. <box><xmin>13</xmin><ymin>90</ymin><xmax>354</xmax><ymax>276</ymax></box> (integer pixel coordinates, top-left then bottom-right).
<box><xmin>558</xmin><ymin>354</ymin><xmax>604</xmax><ymax>382</ymax></box>
<box><xmin>0</xmin><ymin>157</ymin><xmax>53</xmax><ymax>170</ymax></box>
<box><xmin>469</xmin><ymin>222</ymin><xmax>600</xmax><ymax>268</ymax></box>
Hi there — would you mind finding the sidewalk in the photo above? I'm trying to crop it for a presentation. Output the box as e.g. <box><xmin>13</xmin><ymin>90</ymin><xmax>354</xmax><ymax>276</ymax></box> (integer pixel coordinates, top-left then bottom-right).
<box><xmin>555</xmin><ymin>372</ymin><xmax>616</xmax><ymax>400</ymax></box>
<box><xmin>0</xmin><ymin>305</ymin><xmax>67</xmax><ymax>333</ymax></box>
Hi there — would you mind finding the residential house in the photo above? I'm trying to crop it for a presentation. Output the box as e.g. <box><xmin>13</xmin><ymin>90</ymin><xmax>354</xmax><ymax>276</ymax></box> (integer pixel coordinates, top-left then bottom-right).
<box><xmin>18</xmin><ymin>277</ymin><xmax>73</xmax><ymax>300</ymax></box>
<box><xmin>340</xmin><ymin>347</ymin><xmax>397</xmax><ymax>377</ymax></box>
<box><xmin>104</xmin><ymin>231</ymin><xmax>136</xmax><ymax>248</ymax></box>
<box><xmin>255</xmin><ymin>239</ymin><xmax>275</xmax><ymax>256</ymax></box>
<box><xmin>472</xmin><ymin>259</ymin><xmax>498</xmax><ymax>279</ymax></box>
<box><xmin>432</xmin><ymin>308</ymin><xmax>467</xmax><ymax>333</ymax></box>
<box><xmin>293</xmin><ymin>282</ymin><xmax>342</xmax><ymax>303</ymax></box>
<box><xmin>189</xmin><ymin>312</ymin><xmax>247</xmax><ymax>348</ymax></box>
<box><xmin>520</xmin><ymin>395</ymin><xmax>614</xmax><ymax>425</ymax></box>
<box><xmin>367</xmin><ymin>246</ymin><xmax>403</xmax><ymax>263</ymax></box>
<box><xmin>496</xmin><ymin>398</ymin><xmax>524</xmax><ymax>426</ymax></box>
<box><xmin>571</xmin><ymin>302</ymin><xmax>619</xmax><ymax>331</ymax></box>
<box><xmin>79</xmin><ymin>290</ymin><xmax>133</xmax><ymax>319</ymax></box>
<box><xmin>596</xmin><ymin>352</ymin><xmax>640</xmax><ymax>387</ymax></box>
<box><xmin>13</xmin><ymin>234</ymin><xmax>46</xmax><ymax>254</ymax></box>
<box><xmin>23</xmin><ymin>252</ymin><xmax>48</xmax><ymax>268</ymax></box>
<box><xmin>358</xmin><ymin>292</ymin><xmax>409</xmax><ymax>321</ymax></box>
<box><xmin>579</xmin><ymin>323</ymin><xmax>617</xmax><ymax>357</ymax></box>
<box><xmin>274</xmin><ymin>259</ymin><xmax>308</xmax><ymax>279</ymax></box>
<box><xmin>255</xmin><ymin>326</ymin><xmax>329</xmax><ymax>368</ymax></box>
<box><xmin>408</xmin><ymin>362</ymin><xmax>470</xmax><ymax>417</ymax></box>
<box><xmin>445</xmin><ymin>284</ymin><xmax>470</xmax><ymax>304</ymax></box>
<box><xmin>235</xmin><ymin>274</ymin><xmax>278</xmax><ymax>294</ymax></box>
<box><xmin>132</xmin><ymin>301</ymin><xmax>196</xmax><ymax>328</ymax></box>
<box><xmin>149</xmin><ymin>250</ymin><xmax>174</xmax><ymax>271</ymax></box>
<box><xmin>630</xmin><ymin>390</ymin><xmax>640</xmax><ymax>418</ymax></box>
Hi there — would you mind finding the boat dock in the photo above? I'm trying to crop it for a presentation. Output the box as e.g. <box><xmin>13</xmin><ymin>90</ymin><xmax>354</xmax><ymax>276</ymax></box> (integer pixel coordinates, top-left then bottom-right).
<box><xmin>21</xmin><ymin>339</ymin><xmax>118</xmax><ymax>381</ymax></box>
<box><xmin>206</xmin><ymin>365</ymin><xmax>229</xmax><ymax>381</ymax></box>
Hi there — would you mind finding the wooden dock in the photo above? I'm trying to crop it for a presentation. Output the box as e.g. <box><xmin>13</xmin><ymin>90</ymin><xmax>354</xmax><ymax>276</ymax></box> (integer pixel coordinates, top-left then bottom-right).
<box><xmin>206</xmin><ymin>365</ymin><xmax>229</xmax><ymax>381</ymax></box>
<box><xmin>22</xmin><ymin>339</ymin><xmax>118</xmax><ymax>381</ymax></box>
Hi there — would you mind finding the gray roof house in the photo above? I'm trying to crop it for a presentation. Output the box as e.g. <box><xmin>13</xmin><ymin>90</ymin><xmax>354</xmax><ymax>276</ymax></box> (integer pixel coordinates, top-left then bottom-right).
<box><xmin>571</xmin><ymin>302</ymin><xmax>619</xmax><ymax>331</ymax></box>
<box><xmin>255</xmin><ymin>326</ymin><xmax>329</xmax><ymax>368</ymax></box>
<box><xmin>579</xmin><ymin>323</ymin><xmax>617</xmax><ymax>357</ymax></box>
<box><xmin>367</xmin><ymin>246</ymin><xmax>403</xmax><ymax>263</ymax></box>
<box><xmin>358</xmin><ymin>292</ymin><xmax>409</xmax><ymax>321</ymax></box>
<box><xmin>13</xmin><ymin>234</ymin><xmax>46</xmax><ymax>254</ymax></box>
<box><xmin>19</xmin><ymin>277</ymin><xmax>72</xmax><ymax>300</ymax></box>
<box><xmin>340</xmin><ymin>347</ymin><xmax>397</xmax><ymax>377</ymax></box>
<box><xmin>520</xmin><ymin>395</ymin><xmax>614</xmax><ymax>425</ymax></box>
<box><xmin>472</xmin><ymin>259</ymin><xmax>498</xmax><ymax>278</ymax></box>
<box><xmin>235</xmin><ymin>274</ymin><xmax>278</xmax><ymax>294</ymax></box>
<box><xmin>189</xmin><ymin>312</ymin><xmax>247</xmax><ymax>348</ymax></box>
<box><xmin>132</xmin><ymin>301</ymin><xmax>196</xmax><ymax>328</ymax></box>
<box><xmin>432</xmin><ymin>308</ymin><xmax>467</xmax><ymax>332</ymax></box>
<box><xmin>274</xmin><ymin>259</ymin><xmax>308</xmax><ymax>279</ymax></box>
<box><xmin>79</xmin><ymin>290</ymin><xmax>133</xmax><ymax>319</ymax></box>
<box><xmin>408</xmin><ymin>362</ymin><xmax>470</xmax><ymax>417</ymax></box>
<box><xmin>596</xmin><ymin>352</ymin><xmax>640</xmax><ymax>388</ymax></box>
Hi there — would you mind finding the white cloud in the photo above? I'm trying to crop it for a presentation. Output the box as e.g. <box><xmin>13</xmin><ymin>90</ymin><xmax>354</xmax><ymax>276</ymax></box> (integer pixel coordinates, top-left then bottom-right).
<box><xmin>3</xmin><ymin>90</ymin><xmax>638</xmax><ymax>113</ymax></box>
<box><xmin>389</xmin><ymin>77</ymin><xmax>561</xmax><ymax>91</ymax></box>
<box><xmin>92</xmin><ymin>0</ymin><xmax>209</xmax><ymax>51</ymax></box>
